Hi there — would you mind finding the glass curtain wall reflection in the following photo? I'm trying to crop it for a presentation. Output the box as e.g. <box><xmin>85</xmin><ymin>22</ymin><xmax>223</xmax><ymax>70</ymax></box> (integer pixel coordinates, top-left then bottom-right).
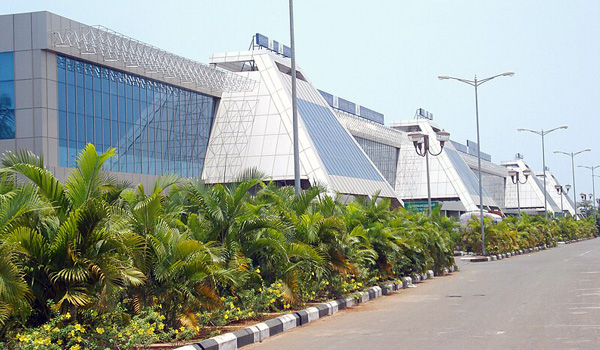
<box><xmin>354</xmin><ymin>136</ymin><xmax>398</xmax><ymax>187</ymax></box>
<box><xmin>57</xmin><ymin>55</ymin><xmax>216</xmax><ymax>177</ymax></box>
<box><xmin>0</xmin><ymin>52</ymin><xmax>15</xmax><ymax>139</ymax></box>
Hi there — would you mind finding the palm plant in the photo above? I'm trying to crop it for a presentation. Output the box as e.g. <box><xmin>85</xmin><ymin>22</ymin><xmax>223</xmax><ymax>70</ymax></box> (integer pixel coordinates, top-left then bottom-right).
<box><xmin>0</xmin><ymin>145</ymin><xmax>145</xmax><ymax>319</ymax></box>
<box><xmin>123</xmin><ymin>175</ymin><xmax>249</xmax><ymax>327</ymax></box>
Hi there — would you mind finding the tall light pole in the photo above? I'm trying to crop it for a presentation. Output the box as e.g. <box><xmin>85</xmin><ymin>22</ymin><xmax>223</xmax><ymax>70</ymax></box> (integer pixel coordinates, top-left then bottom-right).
<box><xmin>439</xmin><ymin>71</ymin><xmax>514</xmax><ymax>255</ymax></box>
<box><xmin>578</xmin><ymin>165</ymin><xmax>600</xmax><ymax>219</ymax></box>
<box><xmin>517</xmin><ymin>126</ymin><xmax>568</xmax><ymax>218</ymax></box>
<box><xmin>289</xmin><ymin>0</ymin><xmax>300</xmax><ymax>196</ymax></box>
<box><xmin>508</xmin><ymin>168</ymin><xmax>531</xmax><ymax>218</ymax></box>
<box><xmin>407</xmin><ymin>130</ymin><xmax>451</xmax><ymax>217</ymax></box>
<box><xmin>554</xmin><ymin>148</ymin><xmax>591</xmax><ymax>216</ymax></box>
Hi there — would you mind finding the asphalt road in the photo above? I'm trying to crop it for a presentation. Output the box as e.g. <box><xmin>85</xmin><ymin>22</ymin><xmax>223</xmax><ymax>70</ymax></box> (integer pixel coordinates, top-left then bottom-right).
<box><xmin>246</xmin><ymin>238</ymin><xmax>600</xmax><ymax>350</ymax></box>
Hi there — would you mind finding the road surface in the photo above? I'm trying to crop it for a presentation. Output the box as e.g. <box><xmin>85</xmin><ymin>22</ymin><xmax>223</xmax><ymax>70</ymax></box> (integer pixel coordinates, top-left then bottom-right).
<box><xmin>246</xmin><ymin>238</ymin><xmax>600</xmax><ymax>350</ymax></box>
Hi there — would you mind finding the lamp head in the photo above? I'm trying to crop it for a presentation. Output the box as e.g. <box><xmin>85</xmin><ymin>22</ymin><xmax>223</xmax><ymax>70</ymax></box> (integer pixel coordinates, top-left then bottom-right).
<box><xmin>503</xmin><ymin>71</ymin><xmax>515</xmax><ymax>77</ymax></box>
<box><xmin>407</xmin><ymin>131</ymin><xmax>425</xmax><ymax>144</ymax></box>
<box><xmin>508</xmin><ymin>169</ymin><xmax>517</xmax><ymax>179</ymax></box>
<box><xmin>438</xmin><ymin>75</ymin><xmax>450</xmax><ymax>80</ymax></box>
<box><xmin>581</xmin><ymin>193</ymin><xmax>587</xmax><ymax>200</ymax></box>
<box><xmin>435</xmin><ymin>129</ymin><xmax>450</xmax><ymax>143</ymax></box>
<box><xmin>555</xmin><ymin>184</ymin><xmax>561</xmax><ymax>193</ymax></box>
<box><xmin>522</xmin><ymin>169</ymin><xmax>532</xmax><ymax>178</ymax></box>
<box><xmin>565</xmin><ymin>184</ymin><xmax>571</xmax><ymax>192</ymax></box>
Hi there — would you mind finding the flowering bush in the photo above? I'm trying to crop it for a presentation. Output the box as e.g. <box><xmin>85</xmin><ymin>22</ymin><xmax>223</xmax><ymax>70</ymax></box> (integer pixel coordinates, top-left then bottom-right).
<box><xmin>10</xmin><ymin>304</ymin><xmax>176</xmax><ymax>350</ymax></box>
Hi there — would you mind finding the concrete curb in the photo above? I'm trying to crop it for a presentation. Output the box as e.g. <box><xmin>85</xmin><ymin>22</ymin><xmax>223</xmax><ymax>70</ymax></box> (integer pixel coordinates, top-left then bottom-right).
<box><xmin>174</xmin><ymin>267</ymin><xmax>457</xmax><ymax>350</ymax></box>
<box><xmin>459</xmin><ymin>237</ymin><xmax>596</xmax><ymax>263</ymax></box>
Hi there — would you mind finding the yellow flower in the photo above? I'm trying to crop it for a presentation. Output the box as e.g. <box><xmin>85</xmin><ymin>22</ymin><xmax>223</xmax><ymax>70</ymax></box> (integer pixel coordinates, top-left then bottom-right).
<box><xmin>118</xmin><ymin>333</ymin><xmax>123</xmax><ymax>338</ymax></box>
<box><xmin>43</xmin><ymin>324</ymin><xmax>51</xmax><ymax>331</ymax></box>
<box><xmin>96</xmin><ymin>327</ymin><xmax>105</xmax><ymax>334</ymax></box>
<box><xmin>74</xmin><ymin>324</ymin><xmax>84</xmax><ymax>333</ymax></box>
<box><xmin>52</xmin><ymin>327</ymin><xmax>59</xmax><ymax>333</ymax></box>
<box><xmin>269</xmin><ymin>298</ymin><xmax>275</xmax><ymax>303</ymax></box>
<box><xmin>158</xmin><ymin>323</ymin><xmax>164</xmax><ymax>330</ymax></box>
<box><xmin>138</xmin><ymin>329</ymin><xmax>144</xmax><ymax>335</ymax></box>
<box><xmin>277</xmin><ymin>283</ymin><xmax>282</xmax><ymax>287</ymax></box>
<box><xmin>57</xmin><ymin>339</ymin><xmax>63</xmax><ymax>345</ymax></box>
<box><xmin>255</xmin><ymin>268</ymin><xmax>261</xmax><ymax>273</ymax></box>
<box><xmin>65</xmin><ymin>312</ymin><xmax>71</xmax><ymax>319</ymax></box>
<box><xmin>159</xmin><ymin>315</ymin><xmax>165</xmax><ymax>320</ymax></box>
<box><xmin>70</xmin><ymin>345</ymin><xmax>80</xmax><ymax>350</ymax></box>
<box><xmin>76</xmin><ymin>336</ymin><xmax>82</xmax><ymax>342</ymax></box>
<box><xmin>179</xmin><ymin>326</ymin><xmax>185</xmax><ymax>331</ymax></box>
<box><xmin>224</xmin><ymin>314</ymin><xmax>229</xmax><ymax>320</ymax></box>
<box><xmin>174</xmin><ymin>329</ymin><xmax>179</xmax><ymax>335</ymax></box>
<box><xmin>148</xmin><ymin>327</ymin><xmax>155</xmax><ymax>334</ymax></box>
<box><xmin>68</xmin><ymin>330</ymin><xmax>75</xmax><ymax>338</ymax></box>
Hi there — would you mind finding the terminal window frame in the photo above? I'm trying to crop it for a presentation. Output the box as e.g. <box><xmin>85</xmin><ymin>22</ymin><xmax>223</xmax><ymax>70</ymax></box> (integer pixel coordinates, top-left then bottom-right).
<box><xmin>0</xmin><ymin>52</ymin><xmax>15</xmax><ymax>140</ymax></box>
<box><xmin>57</xmin><ymin>55</ymin><xmax>216</xmax><ymax>177</ymax></box>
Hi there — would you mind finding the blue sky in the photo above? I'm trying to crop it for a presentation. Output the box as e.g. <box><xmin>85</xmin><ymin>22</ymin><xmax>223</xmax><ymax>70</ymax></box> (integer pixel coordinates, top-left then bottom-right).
<box><xmin>3</xmin><ymin>0</ymin><xmax>600</xmax><ymax>198</ymax></box>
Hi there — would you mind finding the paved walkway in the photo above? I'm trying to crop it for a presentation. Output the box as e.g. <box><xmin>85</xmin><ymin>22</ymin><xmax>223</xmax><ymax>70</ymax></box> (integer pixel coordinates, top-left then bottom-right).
<box><xmin>245</xmin><ymin>239</ymin><xmax>600</xmax><ymax>350</ymax></box>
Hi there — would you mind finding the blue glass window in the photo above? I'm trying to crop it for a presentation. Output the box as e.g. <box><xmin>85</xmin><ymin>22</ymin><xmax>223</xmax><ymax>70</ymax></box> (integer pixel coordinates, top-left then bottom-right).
<box><xmin>355</xmin><ymin>136</ymin><xmax>398</xmax><ymax>186</ymax></box>
<box><xmin>0</xmin><ymin>52</ymin><xmax>15</xmax><ymax>139</ymax></box>
<box><xmin>56</xmin><ymin>54</ymin><xmax>216</xmax><ymax>177</ymax></box>
<box><xmin>298</xmin><ymin>99</ymin><xmax>383</xmax><ymax>181</ymax></box>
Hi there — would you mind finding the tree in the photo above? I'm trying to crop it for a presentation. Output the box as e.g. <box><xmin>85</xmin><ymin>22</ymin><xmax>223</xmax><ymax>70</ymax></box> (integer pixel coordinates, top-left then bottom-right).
<box><xmin>0</xmin><ymin>145</ymin><xmax>145</xmax><ymax>320</ymax></box>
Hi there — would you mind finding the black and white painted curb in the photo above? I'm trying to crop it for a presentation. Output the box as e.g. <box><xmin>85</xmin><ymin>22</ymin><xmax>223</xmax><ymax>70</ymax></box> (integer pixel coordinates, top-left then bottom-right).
<box><xmin>174</xmin><ymin>266</ymin><xmax>457</xmax><ymax>350</ymax></box>
<box><xmin>460</xmin><ymin>237</ymin><xmax>596</xmax><ymax>263</ymax></box>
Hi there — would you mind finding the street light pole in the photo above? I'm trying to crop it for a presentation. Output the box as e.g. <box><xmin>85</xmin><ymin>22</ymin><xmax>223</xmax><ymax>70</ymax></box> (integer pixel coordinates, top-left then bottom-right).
<box><xmin>554</xmin><ymin>149</ymin><xmax>591</xmax><ymax>216</ymax></box>
<box><xmin>407</xmin><ymin>130</ymin><xmax>451</xmax><ymax>217</ymax></box>
<box><xmin>439</xmin><ymin>72</ymin><xmax>514</xmax><ymax>255</ymax></box>
<box><xmin>508</xmin><ymin>168</ymin><xmax>531</xmax><ymax>218</ymax></box>
<box><xmin>289</xmin><ymin>0</ymin><xmax>300</xmax><ymax>196</ymax></box>
<box><xmin>578</xmin><ymin>165</ymin><xmax>600</xmax><ymax>220</ymax></box>
<box><xmin>517</xmin><ymin>126</ymin><xmax>568</xmax><ymax>218</ymax></box>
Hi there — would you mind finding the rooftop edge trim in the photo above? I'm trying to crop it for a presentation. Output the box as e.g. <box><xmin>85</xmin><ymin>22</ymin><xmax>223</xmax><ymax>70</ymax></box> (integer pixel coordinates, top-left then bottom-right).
<box><xmin>51</xmin><ymin>25</ymin><xmax>257</xmax><ymax>93</ymax></box>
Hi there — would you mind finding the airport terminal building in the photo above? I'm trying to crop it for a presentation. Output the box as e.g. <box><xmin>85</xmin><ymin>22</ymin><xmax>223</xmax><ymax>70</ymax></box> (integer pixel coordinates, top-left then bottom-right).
<box><xmin>0</xmin><ymin>11</ymin><xmax>570</xmax><ymax>216</ymax></box>
<box><xmin>0</xmin><ymin>11</ymin><xmax>398</xmax><ymax>203</ymax></box>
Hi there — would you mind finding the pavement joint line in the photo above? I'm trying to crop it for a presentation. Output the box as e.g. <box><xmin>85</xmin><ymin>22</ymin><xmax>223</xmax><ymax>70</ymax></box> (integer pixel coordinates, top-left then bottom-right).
<box><xmin>458</xmin><ymin>237</ymin><xmax>597</xmax><ymax>263</ymax></box>
<box><xmin>173</xmin><ymin>267</ymin><xmax>458</xmax><ymax>350</ymax></box>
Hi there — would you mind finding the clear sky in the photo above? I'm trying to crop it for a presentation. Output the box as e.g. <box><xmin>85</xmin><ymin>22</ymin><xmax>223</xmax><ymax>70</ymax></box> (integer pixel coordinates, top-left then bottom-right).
<box><xmin>3</xmin><ymin>0</ymin><xmax>600</xmax><ymax>198</ymax></box>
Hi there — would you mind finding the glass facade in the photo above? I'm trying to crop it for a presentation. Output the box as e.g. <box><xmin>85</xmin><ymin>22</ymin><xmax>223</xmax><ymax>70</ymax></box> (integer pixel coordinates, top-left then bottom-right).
<box><xmin>298</xmin><ymin>99</ymin><xmax>383</xmax><ymax>181</ymax></box>
<box><xmin>354</xmin><ymin>136</ymin><xmax>398</xmax><ymax>187</ymax></box>
<box><xmin>446</xmin><ymin>148</ymin><xmax>490</xmax><ymax>197</ymax></box>
<box><xmin>0</xmin><ymin>52</ymin><xmax>15</xmax><ymax>140</ymax></box>
<box><xmin>57</xmin><ymin>55</ymin><xmax>216</xmax><ymax>177</ymax></box>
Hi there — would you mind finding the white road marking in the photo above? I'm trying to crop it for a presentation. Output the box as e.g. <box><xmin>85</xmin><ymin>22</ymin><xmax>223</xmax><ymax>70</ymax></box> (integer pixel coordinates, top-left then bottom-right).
<box><xmin>564</xmin><ymin>249</ymin><xmax>599</xmax><ymax>262</ymax></box>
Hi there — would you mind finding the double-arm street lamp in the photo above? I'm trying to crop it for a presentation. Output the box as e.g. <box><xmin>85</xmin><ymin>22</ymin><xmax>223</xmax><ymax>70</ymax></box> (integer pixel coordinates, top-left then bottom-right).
<box><xmin>407</xmin><ymin>129</ymin><xmax>451</xmax><ymax>216</ymax></box>
<box><xmin>508</xmin><ymin>168</ymin><xmax>532</xmax><ymax>218</ymax></box>
<box><xmin>555</xmin><ymin>184</ymin><xmax>571</xmax><ymax>217</ymax></box>
<box><xmin>554</xmin><ymin>149</ymin><xmax>591</xmax><ymax>215</ymax></box>
<box><xmin>439</xmin><ymin>71</ymin><xmax>514</xmax><ymax>256</ymax></box>
<box><xmin>578</xmin><ymin>165</ymin><xmax>600</xmax><ymax>219</ymax></box>
<box><xmin>517</xmin><ymin>126</ymin><xmax>568</xmax><ymax>218</ymax></box>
